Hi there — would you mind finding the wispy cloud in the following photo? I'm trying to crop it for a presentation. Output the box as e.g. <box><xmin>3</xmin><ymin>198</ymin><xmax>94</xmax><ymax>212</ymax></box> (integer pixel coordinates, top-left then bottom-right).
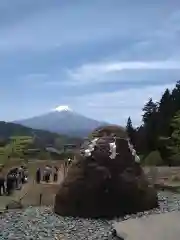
<box><xmin>67</xmin><ymin>83</ymin><xmax>175</xmax><ymax>126</ymax></box>
<box><xmin>66</xmin><ymin>60</ymin><xmax>180</xmax><ymax>85</ymax></box>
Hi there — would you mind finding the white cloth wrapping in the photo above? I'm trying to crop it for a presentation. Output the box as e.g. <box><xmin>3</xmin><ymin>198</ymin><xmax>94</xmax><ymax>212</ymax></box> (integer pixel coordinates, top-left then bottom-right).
<box><xmin>135</xmin><ymin>154</ymin><xmax>140</xmax><ymax>163</ymax></box>
<box><xmin>83</xmin><ymin>137</ymin><xmax>140</xmax><ymax>163</ymax></box>
<box><xmin>132</xmin><ymin>149</ymin><xmax>136</xmax><ymax>156</ymax></box>
<box><xmin>128</xmin><ymin>140</ymin><xmax>140</xmax><ymax>163</ymax></box>
<box><xmin>84</xmin><ymin>138</ymin><xmax>99</xmax><ymax>157</ymax></box>
<box><xmin>128</xmin><ymin>140</ymin><xmax>133</xmax><ymax>152</ymax></box>
<box><xmin>91</xmin><ymin>138</ymin><xmax>99</xmax><ymax>144</ymax></box>
<box><xmin>88</xmin><ymin>144</ymin><xmax>95</xmax><ymax>152</ymax></box>
<box><xmin>109</xmin><ymin>142</ymin><xmax>117</xmax><ymax>159</ymax></box>
<box><xmin>84</xmin><ymin>149</ymin><xmax>92</xmax><ymax>157</ymax></box>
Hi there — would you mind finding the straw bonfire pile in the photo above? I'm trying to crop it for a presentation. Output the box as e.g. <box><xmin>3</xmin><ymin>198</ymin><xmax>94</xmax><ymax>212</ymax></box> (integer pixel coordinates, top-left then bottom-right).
<box><xmin>54</xmin><ymin>126</ymin><xmax>158</xmax><ymax>218</ymax></box>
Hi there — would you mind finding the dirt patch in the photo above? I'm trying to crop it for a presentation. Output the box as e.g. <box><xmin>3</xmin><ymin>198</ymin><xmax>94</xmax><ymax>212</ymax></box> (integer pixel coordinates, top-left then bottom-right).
<box><xmin>144</xmin><ymin>167</ymin><xmax>180</xmax><ymax>182</ymax></box>
<box><xmin>20</xmin><ymin>168</ymin><xmax>64</xmax><ymax>206</ymax></box>
<box><xmin>21</xmin><ymin>182</ymin><xmax>59</xmax><ymax>206</ymax></box>
<box><xmin>0</xmin><ymin>160</ymin><xmax>65</xmax><ymax>209</ymax></box>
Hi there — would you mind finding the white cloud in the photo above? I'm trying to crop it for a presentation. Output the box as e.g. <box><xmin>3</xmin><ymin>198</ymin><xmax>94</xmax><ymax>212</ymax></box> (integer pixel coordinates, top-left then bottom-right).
<box><xmin>68</xmin><ymin>83</ymin><xmax>175</xmax><ymax>126</ymax></box>
<box><xmin>67</xmin><ymin>60</ymin><xmax>180</xmax><ymax>85</ymax></box>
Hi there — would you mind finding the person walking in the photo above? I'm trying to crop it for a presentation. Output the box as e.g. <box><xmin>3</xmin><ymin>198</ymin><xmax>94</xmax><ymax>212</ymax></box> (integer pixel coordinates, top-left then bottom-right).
<box><xmin>15</xmin><ymin>169</ymin><xmax>21</xmax><ymax>190</ymax></box>
<box><xmin>0</xmin><ymin>172</ymin><xmax>5</xmax><ymax>195</ymax></box>
<box><xmin>17</xmin><ymin>166</ymin><xmax>23</xmax><ymax>189</ymax></box>
<box><xmin>0</xmin><ymin>165</ymin><xmax>5</xmax><ymax>195</ymax></box>
<box><xmin>6</xmin><ymin>173</ymin><xmax>14</xmax><ymax>195</ymax></box>
<box><xmin>44</xmin><ymin>165</ymin><xmax>51</xmax><ymax>183</ymax></box>
<box><xmin>11</xmin><ymin>168</ymin><xmax>19</xmax><ymax>189</ymax></box>
<box><xmin>19</xmin><ymin>166</ymin><xmax>25</xmax><ymax>184</ymax></box>
<box><xmin>36</xmin><ymin>168</ymin><xmax>41</xmax><ymax>184</ymax></box>
<box><xmin>24</xmin><ymin>167</ymin><xmax>28</xmax><ymax>182</ymax></box>
<box><xmin>53</xmin><ymin>166</ymin><xmax>58</xmax><ymax>182</ymax></box>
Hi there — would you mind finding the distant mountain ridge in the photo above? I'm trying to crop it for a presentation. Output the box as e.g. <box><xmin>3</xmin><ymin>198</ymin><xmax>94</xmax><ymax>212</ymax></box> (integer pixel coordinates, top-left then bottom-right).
<box><xmin>0</xmin><ymin>121</ymin><xmax>82</xmax><ymax>150</ymax></box>
<box><xmin>14</xmin><ymin>107</ymin><xmax>108</xmax><ymax>137</ymax></box>
<box><xmin>0</xmin><ymin>121</ymin><xmax>82</xmax><ymax>160</ymax></box>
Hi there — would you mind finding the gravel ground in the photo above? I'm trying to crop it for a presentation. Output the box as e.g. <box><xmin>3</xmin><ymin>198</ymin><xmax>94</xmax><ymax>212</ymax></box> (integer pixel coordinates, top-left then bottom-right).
<box><xmin>0</xmin><ymin>191</ymin><xmax>180</xmax><ymax>240</ymax></box>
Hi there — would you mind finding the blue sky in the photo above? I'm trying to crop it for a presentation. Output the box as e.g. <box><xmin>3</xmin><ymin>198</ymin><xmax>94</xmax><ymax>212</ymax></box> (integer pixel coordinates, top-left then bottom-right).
<box><xmin>0</xmin><ymin>0</ymin><xmax>180</xmax><ymax>126</ymax></box>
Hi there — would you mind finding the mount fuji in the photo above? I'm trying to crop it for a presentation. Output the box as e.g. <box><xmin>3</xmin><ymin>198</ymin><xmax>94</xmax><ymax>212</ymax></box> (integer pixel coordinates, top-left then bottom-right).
<box><xmin>14</xmin><ymin>105</ymin><xmax>107</xmax><ymax>137</ymax></box>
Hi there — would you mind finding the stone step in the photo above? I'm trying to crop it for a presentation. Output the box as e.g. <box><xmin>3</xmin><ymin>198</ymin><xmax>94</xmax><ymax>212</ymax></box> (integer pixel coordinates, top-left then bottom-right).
<box><xmin>113</xmin><ymin>211</ymin><xmax>180</xmax><ymax>240</ymax></box>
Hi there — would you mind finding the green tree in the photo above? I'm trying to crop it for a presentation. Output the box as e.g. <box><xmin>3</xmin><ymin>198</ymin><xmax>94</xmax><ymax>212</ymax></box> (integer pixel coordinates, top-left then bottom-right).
<box><xmin>158</xmin><ymin>89</ymin><xmax>173</xmax><ymax>136</ymax></box>
<box><xmin>156</xmin><ymin>89</ymin><xmax>174</xmax><ymax>162</ymax></box>
<box><xmin>142</xmin><ymin>98</ymin><xmax>157</xmax><ymax>124</ymax></box>
<box><xmin>142</xmin><ymin>98</ymin><xmax>159</xmax><ymax>152</ymax></box>
<box><xmin>168</xmin><ymin>110</ymin><xmax>180</xmax><ymax>165</ymax></box>
<box><xmin>171</xmin><ymin>81</ymin><xmax>180</xmax><ymax>113</ymax></box>
<box><xmin>126</xmin><ymin>117</ymin><xmax>136</xmax><ymax>145</ymax></box>
<box><xmin>133</xmin><ymin>80</ymin><xmax>180</xmax><ymax>165</ymax></box>
<box><xmin>3</xmin><ymin>136</ymin><xmax>34</xmax><ymax>160</ymax></box>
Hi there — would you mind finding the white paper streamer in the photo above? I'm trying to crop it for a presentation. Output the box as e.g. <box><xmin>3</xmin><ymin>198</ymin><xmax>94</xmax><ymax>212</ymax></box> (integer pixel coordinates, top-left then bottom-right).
<box><xmin>135</xmin><ymin>154</ymin><xmax>140</xmax><ymax>163</ymax></box>
<box><xmin>128</xmin><ymin>140</ymin><xmax>140</xmax><ymax>163</ymax></box>
<box><xmin>109</xmin><ymin>142</ymin><xmax>117</xmax><ymax>159</ymax></box>
<box><xmin>83</xmin><ymin>138</ymin><xmax>99</xmax><ymax>157</ymax></box>
<box><xmin>84</xmin><ymin>149</ymin><xmax>92</xmax><ymax>157</ymax></box>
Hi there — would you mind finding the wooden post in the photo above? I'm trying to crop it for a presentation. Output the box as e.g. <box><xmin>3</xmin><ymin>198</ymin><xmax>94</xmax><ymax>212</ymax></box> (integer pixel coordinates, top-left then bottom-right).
<box><xmin>39</xmin><ymin>193</ymin><xmax>42</xmax><ymax>205</ymax></box>
<box><xmin>63</xmin><ymin>162</ymin><xmax>65</xmax><ymax>178</ymax></box>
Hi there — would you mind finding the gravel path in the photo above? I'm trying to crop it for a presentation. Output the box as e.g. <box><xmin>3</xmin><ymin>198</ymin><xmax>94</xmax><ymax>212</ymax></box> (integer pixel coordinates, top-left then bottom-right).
<box><xmin>0</xmin><ymin>191</ymin><xmax>180</xmax><ymax>240</ymax></box>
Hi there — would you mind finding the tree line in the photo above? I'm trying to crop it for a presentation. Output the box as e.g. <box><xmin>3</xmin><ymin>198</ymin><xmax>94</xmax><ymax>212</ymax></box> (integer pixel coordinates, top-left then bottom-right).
<box><xmin>126</xmin><ymin>80</ymin><xmax>180</xmax><ymax>166</ymax></box>
<box><xmin>0</xmin><ymin>122</ymin><xmax>82</xmax><ymax>163</ymax></box>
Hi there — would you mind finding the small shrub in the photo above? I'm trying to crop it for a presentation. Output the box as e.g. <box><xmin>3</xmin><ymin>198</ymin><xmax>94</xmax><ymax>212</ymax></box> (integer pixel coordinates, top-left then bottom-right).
<box><xmin>171</xmin><ymin>175</ymin><xmax>180</xmax><ymax>182</ymax></box>
<box><xmin>139</xmin><ymin>155</ymin><xmax>145</xmax><ymax>162</ymax></box>
<box><xmin>144</xmin><ymin>151</ymin><xmax>163</xmax><ymax>166</ymax></box>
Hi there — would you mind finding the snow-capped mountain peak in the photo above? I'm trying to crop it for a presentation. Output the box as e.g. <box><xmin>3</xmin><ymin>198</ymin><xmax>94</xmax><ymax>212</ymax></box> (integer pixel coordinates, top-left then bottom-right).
<box><xmin>53</xmin><ymin>105</ymin><xmax>72</xmax><ymax>112</ymax></box>
<box><xmin>14</xmin><ymin>105</ymin><xmax>108</xmax><ymax>137</ymax></box>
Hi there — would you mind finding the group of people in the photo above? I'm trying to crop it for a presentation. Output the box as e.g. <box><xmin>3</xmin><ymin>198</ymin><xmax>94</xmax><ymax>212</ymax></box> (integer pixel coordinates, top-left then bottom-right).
<box><xmin>35</xmin><ymin>165</ymin><xmax>59</xmax><ymax>184</ymax></box>
<box><xmin>0</xmin><ymin>165</ymin><xmax>28</xmax><ymax>196</ymax></box>
<box><xmin>0</xmin><ymin>164</ymin><xmax>61</xmax><ymax>195</ymax></box>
